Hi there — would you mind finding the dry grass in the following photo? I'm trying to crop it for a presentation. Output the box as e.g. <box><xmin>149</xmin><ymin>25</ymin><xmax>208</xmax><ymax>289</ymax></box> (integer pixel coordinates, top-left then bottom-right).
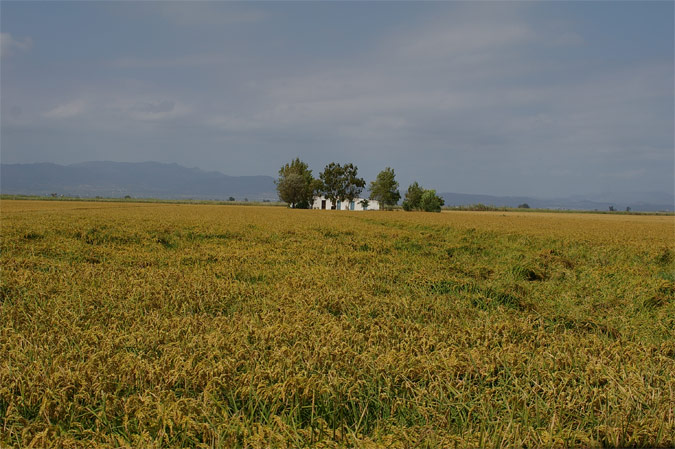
<box><xmin>1</xmin><ymin>200</ymin><xmax>674</xmax><ymax>448</ymax></box>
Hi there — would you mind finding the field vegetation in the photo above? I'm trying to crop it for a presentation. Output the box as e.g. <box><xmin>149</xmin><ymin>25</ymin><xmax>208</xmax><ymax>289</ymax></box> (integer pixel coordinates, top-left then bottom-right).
<box><xmin>1</xmin><ymin>200</ymin><xmax>673</xmax><ymax>447</ymax></box>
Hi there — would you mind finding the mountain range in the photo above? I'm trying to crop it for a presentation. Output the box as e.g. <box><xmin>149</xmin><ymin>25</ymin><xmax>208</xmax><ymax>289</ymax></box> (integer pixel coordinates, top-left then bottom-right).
<box><xmin>0</xmin><ymin>161</ymin><xmax>277</xmax><ymax>201</ymax></box>
<box><xmin>1</xmin><ymin>161</ymin><xmax>672</xmax><ymax>211</ymax></box>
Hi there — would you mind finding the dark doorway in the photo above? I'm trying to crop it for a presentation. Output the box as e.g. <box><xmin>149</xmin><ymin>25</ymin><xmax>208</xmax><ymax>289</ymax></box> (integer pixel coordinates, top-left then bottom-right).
<box><xmin>321</xmin><ymin>200</ymin><xmax>326</xmax><ymax>210</ymax></box>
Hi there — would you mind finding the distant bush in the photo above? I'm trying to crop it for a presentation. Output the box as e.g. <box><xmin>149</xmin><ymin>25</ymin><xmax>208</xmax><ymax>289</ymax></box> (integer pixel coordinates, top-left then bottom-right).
<box><xmin>518</xmin><ymin>203</ymin><xmax>530</xmax><ymax>209</ymax></box>
<box><xmin>447</xmin><ymin>203</ymin><xmax>503</xmax><ymax>211</ymax></box>
<box><xmin>419</xmin><ymin>189</ymin><xmax>444</xmax><ymax>212</ymax></box>
<box><xmin>402</xmin><ymin>182</ymin><xmax>443</xmax><ymax>212</ymax></box>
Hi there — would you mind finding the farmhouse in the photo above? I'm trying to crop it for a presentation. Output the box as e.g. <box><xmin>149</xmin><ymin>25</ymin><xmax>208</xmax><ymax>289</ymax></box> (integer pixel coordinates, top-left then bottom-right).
<box><xmin>312</xmin><ymin>196</ymin><xmax>380</xmax><ymax>211</ymax></box>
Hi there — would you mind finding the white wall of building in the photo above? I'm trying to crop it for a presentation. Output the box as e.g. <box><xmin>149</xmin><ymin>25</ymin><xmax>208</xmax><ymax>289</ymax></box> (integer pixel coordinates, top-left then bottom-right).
<box><xmin>312</xmin><ymin>196</ymin><xmax>380</xmax><ymax>211</ymax></box>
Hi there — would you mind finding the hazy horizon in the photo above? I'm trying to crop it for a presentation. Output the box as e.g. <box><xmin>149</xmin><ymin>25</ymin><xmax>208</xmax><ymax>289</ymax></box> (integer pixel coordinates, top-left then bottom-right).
<box><xmin>2</xmin><ymin>1</ymin><xmax>673</xmax><ymax>198</ymax></box>
<box><xmin>3</xmin><ymin>160</ymin><xmax>673</xmax><ymax>207</ymax></box>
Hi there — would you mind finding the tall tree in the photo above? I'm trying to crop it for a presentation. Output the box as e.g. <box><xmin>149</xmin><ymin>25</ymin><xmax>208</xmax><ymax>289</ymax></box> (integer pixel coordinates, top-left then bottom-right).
<box><xmin>369</xmin><ymin>167</ymin><xmax>400</xmax><ymax>210</ymax></box>
<box><xmin>342</xmin><ymin>163</ymin><xmax>366</xmax><ymax>203</ymax></box>
<box><xmin>276</xmin><ymin>158</ymin><xmax>315</xmax><ymax>208</ymax></box>
<box><xmin>318</xmin><ymin>162</ymin><xmax>344</xmax><ymax>209</ymax></box>
<box><xmin>318</xmin><ymin>162</ymin><xmax>365</xmax><ymax>209</ymax></box>
<box><xmin>276</xmin><ymin>173</ymin><xmax>307</xmax><ymax>208</ymax></box>
<box><xmin>402</xmin><ymin>181</ymin><xmax>424</xmax><ymax>211</ymax></box>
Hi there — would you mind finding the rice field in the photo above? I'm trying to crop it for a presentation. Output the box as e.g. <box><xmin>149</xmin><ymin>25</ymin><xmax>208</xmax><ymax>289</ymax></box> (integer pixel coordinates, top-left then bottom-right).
<box><xmin>1</xmin><ymin>199</ymin><xmax>674</xmax><ymax>448</ymax></box>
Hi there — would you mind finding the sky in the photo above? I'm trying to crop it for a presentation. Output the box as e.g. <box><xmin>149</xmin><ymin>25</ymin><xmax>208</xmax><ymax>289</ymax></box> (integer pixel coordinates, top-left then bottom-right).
<box><xmin>1</xmin><ymin>1</ymin><xmax>673</xmax><ymax>198</ymax></box>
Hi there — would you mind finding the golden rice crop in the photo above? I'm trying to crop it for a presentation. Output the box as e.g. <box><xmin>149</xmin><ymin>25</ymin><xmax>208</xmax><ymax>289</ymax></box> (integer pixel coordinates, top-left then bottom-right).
<box><xmin>1</xmin><ymin>199</ymin><xmax>674</xmax><ymax>448</ymax></box>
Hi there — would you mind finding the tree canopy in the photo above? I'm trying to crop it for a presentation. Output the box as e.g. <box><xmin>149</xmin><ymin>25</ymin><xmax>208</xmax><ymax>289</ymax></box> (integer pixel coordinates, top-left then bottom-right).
<box><xmin>318</xmin><ymin>163</ymin><xmax>365</xmax><ymax>207</ymax></box>
<box><xmin>402</xmin><ymin>182</ymin><xmax>424</xmax><ymax>211</ymax></box>
<box><xmin>276</xmin><ymin>158</ymin><xmax>315</xmax><ymax>208</ymax></box>
<box><xmin>369</xmin><ymin>167</ymin><xmax>401</xmax><ymax>209</ymax></box>
<box><xmin>419</xmin><ymin>189</ymin><xmax>444</xmax><ymax>212</ymax></box>
<box><xmin>276</xmin><ymin>161</ymin><xmax>443</xmax><ymax>212</ymax></box>
<box><xmin>402</xmin><ymin>182</ymin><xmax>444</xmax><ymax>212</ymax></box>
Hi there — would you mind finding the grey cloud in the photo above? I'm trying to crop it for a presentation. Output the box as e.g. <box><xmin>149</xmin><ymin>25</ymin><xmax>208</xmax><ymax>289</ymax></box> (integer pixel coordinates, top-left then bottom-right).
<box><xmin>554</xmin><ymin>32</ymin><xmax>585</xmax><ymax>46</ymax></box>
<box><xmin>0</xmin><ymin>32</ymin><xmax>32</xmax><ymax>58</ymax></box>
<box><xmin>132</xmin><ymin>100</ymin><xmax>175</xmax><ymax>114</ymax></box>
<box><xmin>43</xmin><ymin>100</ymin><xmax>86</xmax><ymax>119</ymax></box>
<box><xmin>158</xmin><ymin>3</ymin><xmax>267</xmax><ymax>27</ymax></box>
<box><xmin>109</xmin><ymin>96</ymin><xmax>191</xmax><ymax>122</ymax></box>
<box><xmin>197</xmin><ymin>11</ymin><xmax>670</xmax><ymax>195</ymax></box>
<box><xmin>2</xmin><ymin>3</ymin><xmax>671</xmax><ymax>198</ymax></box>
<box><xmin>109</xmin><ymin>53</ymin><xmax>230</xmax><ymax>69</ymax></box>
<box><xmin>9</xmin><ymin>106</ymin><xmax>22</xmax><ymax>119</ymax></box>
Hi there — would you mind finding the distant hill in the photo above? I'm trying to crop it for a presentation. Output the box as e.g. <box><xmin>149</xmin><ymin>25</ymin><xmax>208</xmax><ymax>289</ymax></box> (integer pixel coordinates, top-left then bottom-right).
<box><xmin>440</xmin><ymin>192</ymin><xmax>674</xmax><ymax>212</ymax></box>
<box><xmin>0</xmin><ymin>161</ymin><xmax>277</xmax><ymax>201</ymax></box>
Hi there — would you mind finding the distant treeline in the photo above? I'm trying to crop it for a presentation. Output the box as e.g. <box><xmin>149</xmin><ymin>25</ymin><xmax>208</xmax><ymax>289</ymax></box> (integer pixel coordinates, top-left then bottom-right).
<box><xmin>276</xmin><ymin>158</ymin><xmax>445</xmax><ymax>212</ymax></box>
<box><xmin>0</xmin><ymin>194</ymin><xmax>287</xmax><ymax>207</ymax></box>
<box><xmin>444</xmin><ymin>202</ymin><xmax>674</xmax><ymax>215</ymax></box>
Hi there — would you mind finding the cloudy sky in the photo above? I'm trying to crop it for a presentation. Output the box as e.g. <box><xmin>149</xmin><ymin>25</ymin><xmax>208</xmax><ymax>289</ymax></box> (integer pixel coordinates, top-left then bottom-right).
<box><xmin>1</xmin><ymin>1</ymin><xmax>673</xmax><ymax>197</ymax></box>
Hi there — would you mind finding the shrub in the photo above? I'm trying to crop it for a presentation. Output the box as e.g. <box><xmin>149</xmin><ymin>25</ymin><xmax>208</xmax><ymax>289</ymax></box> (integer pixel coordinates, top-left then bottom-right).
<box><xmin>419</xmin><ymin>189</ymin><xmax>444</xmax><ymax>212</ymax></box>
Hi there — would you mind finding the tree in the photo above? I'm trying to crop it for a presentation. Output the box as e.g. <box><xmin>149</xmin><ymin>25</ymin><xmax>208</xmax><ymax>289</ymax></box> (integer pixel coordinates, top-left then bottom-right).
<box><xmin>342</xmin><ymin>163</ymin><xmax>366</xmax><ymax>203</ymax></box>
<box><xmin>626</xmin><ymin>206</ymin><xmax>631</xmax><ymax>212</ymax></box>
<box><xmin>369</xmin><ymin>167</ymin><xmax>400</xmax><ymax>210</ymax></box>
<box><xmin>609</xmin><ymin>205</ymin><xmax>615</xmax><ymax>212</ymax></box>
<box><xmin>276</xmin><ymin>158</ymin><xmax>315</xmax><ymax>208</ymax></box>
<box><xmin>402</xmin><ymin>182</ymin><xmax>424</xmax><ymax>211</ymax></box>
<box><xmin>359</xmin><ymin>199</ymin><xmax>370</xmax><ymax>209</ymax></box>
<box><xmin>518</xmin><ymin>203</ymin><xmax>530</xmax><ymax>209</ymax></box>
<box><xmin>276</xmin><ymin>173</ymin><xmax>308</xmax><ymax>208</ymax></box>
<box><xmin>228</xmin><ymin>196</ymin><xmax>235</xmax><ymax>201</ymax></box>
<box><xmin>402</xmin><ymin>182</ymin><xmax>444</xmax><ymax>212</ymax></box>
<box><xmin>318</xmin><ymin>163</ymin><xmax>343</xmax><ymax>209</ymax></box>
<box><xmin>419</xmin><ymin>189</ymin><xmax>444</xmax><ymax>212</ymax></box>
<box><xmin>309</xmin><ymin>178</ymin><xmax>323</xmax><ymax>204</ymax></box>
<box><xmin>318</xmin><ymin>162</ymin><xmax>365</xmax><ymax>209</ymax></box>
